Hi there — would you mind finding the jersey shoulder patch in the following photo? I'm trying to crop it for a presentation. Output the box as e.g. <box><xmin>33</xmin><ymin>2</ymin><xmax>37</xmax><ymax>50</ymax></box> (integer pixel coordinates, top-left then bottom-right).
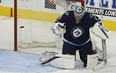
<box><xmin>89</xmin><ymin>13</ymin><xmax>102</xmax><ymax>24</ymax></box>
<box><xmin>64</xmin><ymin>11</ymin><xmax>70</xmax><ymax>16</ymax></box>
<box><xmin>89</xmin><ymin>13</ymin><xmax>96</xmax><ymax>18</ymax></box>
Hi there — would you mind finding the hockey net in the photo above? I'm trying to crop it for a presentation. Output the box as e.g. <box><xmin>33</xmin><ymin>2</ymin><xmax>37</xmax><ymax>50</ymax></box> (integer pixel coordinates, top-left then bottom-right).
<box><xmin>16</xmin><ymin>0</ymin><xmax>85</xmax><ymax>50</ymax></box>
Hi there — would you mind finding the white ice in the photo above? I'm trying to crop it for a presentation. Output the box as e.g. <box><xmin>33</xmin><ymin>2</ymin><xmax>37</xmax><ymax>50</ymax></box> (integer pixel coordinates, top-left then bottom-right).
<box><xmin>0</xmin><ymin>17</ymin><xmax>116</xmax><ymax>73</ymax></box>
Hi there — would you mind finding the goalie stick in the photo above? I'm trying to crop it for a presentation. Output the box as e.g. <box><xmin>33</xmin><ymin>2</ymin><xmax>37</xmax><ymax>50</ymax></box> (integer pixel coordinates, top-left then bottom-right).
<box><xmin>92</xmin><ymin>39</ymin><xmax>107</xmax><ymax>71</ymax></box>
<box><xmin>99</xmin><ymin>0</ymin><xmax>107</xmax><ymax>65</ymax></box>
<box><xmin>92</xmin><ymin>0</ymin><xmax>108</xmax><ymax>71</ymax></box>
<box><xmin>102</xmin><ymin>39</ymin><xmax>107</xmax><ymax>64</ymax></box>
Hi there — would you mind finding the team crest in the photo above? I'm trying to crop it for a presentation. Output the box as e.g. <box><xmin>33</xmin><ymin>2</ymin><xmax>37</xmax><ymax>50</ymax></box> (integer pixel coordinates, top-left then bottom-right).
<box><xmin>72</xmin><ymin>27</ymin><xmax>83</xmax><ymax>39</ymax></box>
<box><xmin>75</xmin><ymin>6</ymin><xmax>84</xmax><ymax>15</ymax></box>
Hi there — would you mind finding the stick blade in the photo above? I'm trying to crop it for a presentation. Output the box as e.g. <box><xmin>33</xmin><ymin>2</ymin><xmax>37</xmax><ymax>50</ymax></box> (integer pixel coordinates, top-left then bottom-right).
<box><xmin>92</xmin><ymin>61</ymin><xmax>105</xmax><ymax>71</ymax></box>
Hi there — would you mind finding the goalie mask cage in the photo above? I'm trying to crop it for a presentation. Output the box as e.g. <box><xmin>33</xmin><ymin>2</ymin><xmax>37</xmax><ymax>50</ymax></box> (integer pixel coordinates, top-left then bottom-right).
<box><xmin>14</xmin><ymin>0</ymin><xmax>85</xmax><ymax>51</ymax></box>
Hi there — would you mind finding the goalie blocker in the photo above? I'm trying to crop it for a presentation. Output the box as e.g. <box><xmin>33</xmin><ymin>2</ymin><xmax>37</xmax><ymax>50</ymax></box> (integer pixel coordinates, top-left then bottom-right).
<box><xmin>51</xmin><ymin>22</ymin><xmax>65</xmax><ymax>38</ymax></box>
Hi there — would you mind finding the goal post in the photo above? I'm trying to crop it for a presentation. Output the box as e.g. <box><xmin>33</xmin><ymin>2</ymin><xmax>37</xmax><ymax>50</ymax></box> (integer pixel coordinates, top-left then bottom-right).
<box><xmin>14</xmin><ymin>0</ymin><xmax>17</xmax><ymax>51</ymax></box>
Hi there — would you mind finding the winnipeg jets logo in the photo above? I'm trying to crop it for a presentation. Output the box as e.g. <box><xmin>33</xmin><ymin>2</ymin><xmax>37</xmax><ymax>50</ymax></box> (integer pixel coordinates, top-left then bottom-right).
<box><xmin>72</xmin><ymin>27</ymin><xmax>83</xmax><ymax>38</ymax></box>
<box><xmin>75</xmin><ymin>6</ymin><xmax>84</xmax><ymax>14</ymax></box>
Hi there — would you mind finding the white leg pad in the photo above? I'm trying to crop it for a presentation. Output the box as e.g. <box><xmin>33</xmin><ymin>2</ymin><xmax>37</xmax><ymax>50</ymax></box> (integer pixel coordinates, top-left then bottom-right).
<box><xmin>51</xmin><ymin>54</ymin><xmax>75</xmax><ymax>69</ymax></box>
<box><xmin>86</xmin><ymin>54</ymin><xmax>98</xmax><ymax>69</ymax></box>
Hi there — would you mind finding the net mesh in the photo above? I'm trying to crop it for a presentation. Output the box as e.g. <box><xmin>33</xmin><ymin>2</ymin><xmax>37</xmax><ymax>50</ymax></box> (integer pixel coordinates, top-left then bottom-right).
<box><xmin>17</xmin><ymin>0</ymin><xmax>57</xmax><ymax>49</ymax></box>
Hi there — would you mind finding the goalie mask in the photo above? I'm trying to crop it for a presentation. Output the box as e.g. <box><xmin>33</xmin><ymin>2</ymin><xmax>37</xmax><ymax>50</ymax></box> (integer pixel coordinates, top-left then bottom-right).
<box><xmin>74</xmin><ymin>6</ymin><xmax>85</xmax><ymax>21</ymax></box>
